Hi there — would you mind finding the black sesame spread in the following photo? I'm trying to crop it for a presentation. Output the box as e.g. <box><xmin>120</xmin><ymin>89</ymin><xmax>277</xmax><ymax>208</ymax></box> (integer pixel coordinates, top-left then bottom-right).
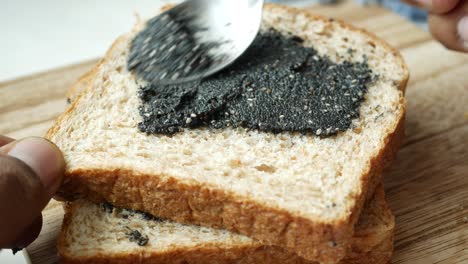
<box><xmin>101</xmin><ymin>202</ymin><xmax>163</xmax><ymax>222</ymax></box>
<box><xmin>127</xmin><ymin>229</ymin><xmax>149</xmax><ymax>246</ymax></box>
<box><xmin>142</xmin><ymin>212</ymin><xmax>163</xmax><ymax>222</ymax></box>
<box><xmin>100</xmin><ymin>202</ymin><xmax>164</xmax><ymax>246</ymax></box>
<box><xmin>101</xmin><ymin>201</ymin><xmax>114</xmax><ymax>214</ymax></box>
<box><xmin>134</xmin><ymin>29</ymin><xmax>374</xmax><ymax>136</ymax></box>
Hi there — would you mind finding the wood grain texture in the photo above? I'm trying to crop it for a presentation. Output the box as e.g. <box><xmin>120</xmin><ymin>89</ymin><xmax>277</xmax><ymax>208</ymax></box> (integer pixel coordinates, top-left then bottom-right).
<box><xmin>0</xmin><ymin>59</ymin><xmax>98</xmax><ymax>138</ymax></box>
<box><xmin>0</xmin><ymin>2</ymin><xmax>466</xmax><ymax>264</ymax></box>
<box><xmin>385</xmin><ymin>125</ymin><xmax>468</xmax><ymax>264</ymax></box>
<box><xmin>24</xmin><ymin>202</ymin><xmax>63</xmax><ymax>264</ymax></box>
<box><xmin>314</xmin><ymin>4</ymin><xmax>431</xmax><ymax>49</ymax></box>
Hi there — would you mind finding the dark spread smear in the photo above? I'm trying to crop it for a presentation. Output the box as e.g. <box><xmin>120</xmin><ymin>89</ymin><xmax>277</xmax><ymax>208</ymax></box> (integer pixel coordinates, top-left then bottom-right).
<box><xmin>100</xmin><ymin>202</ymin><xmax>165</xmax><ymax>246</ymax></box>
<box><xmin>134</xmin><ymin>29</ymin><xmax>375</xmax><ymax>136</ymax></box>
<box><xmin>100</xmin><ymin>202</ymin><xmax>163</xmax><ymax>222</ymax></box>
<box><xmin>127</xmin><ymin>229</ymin><xmax>149</xmax><ymax>246</ymax></box>
<box><xmin>101</xmin><ymin>201</ymin><xmax>114</xmax><ymax>214</ymax></box>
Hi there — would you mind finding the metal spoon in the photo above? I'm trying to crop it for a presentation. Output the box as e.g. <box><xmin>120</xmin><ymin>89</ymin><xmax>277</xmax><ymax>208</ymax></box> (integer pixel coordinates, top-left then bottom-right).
<box><xmin>128</xmin><ymin>0</ymin><xmax>265</xmax><ymax>85</ymax></box>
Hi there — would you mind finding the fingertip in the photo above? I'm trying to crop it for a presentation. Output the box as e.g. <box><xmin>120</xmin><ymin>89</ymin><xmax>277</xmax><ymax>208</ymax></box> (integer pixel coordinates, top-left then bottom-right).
<box><xmin>431</xmin><ymin>0</ymin><xmax>460</xmax><ymax>14</ymax></box>
<box><xmin>429</xmin><ymin>10</ymin><xmax>468</xmax><ymax>53</ymax></box>
<box><xmin>7</xmin><ymin>137</ymin><xmax>65</xmax><ymax>196</ymax></box>
<box><xmin>404</xmin><ymin>0</ymin><xmax>459</xmax><ymax>14</ymax></box>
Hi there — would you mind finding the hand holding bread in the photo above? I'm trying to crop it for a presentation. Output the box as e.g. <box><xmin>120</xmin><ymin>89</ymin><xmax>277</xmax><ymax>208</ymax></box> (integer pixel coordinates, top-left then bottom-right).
<box><xmin>0</xmin><ymin>136</ymin><xmax>64</xmax><ymax>249</ymax></box>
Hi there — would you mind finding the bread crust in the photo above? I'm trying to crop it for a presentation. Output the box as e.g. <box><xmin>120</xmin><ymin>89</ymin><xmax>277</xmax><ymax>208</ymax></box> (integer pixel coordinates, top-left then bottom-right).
<box><xmin>66</xmin><ymin>69</ymin><xmax>94</xmax><ymax>102</ymax></box>
<box><xmin>58</xmin><ymin>233</ymin><xmax>393</xmax><ymax>264</ymax></box>
<box><xmin>48</xmin><ymin>4</ymin><xmax>408</xmax><ymax>263</ymax></box>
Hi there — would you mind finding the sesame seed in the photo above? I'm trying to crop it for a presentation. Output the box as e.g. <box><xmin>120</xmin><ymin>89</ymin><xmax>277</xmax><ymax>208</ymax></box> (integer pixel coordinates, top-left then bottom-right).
<box><xmin>171</xmin><ymin>72</ymin><xmax>180</xmax><ymax>80</ymax></box>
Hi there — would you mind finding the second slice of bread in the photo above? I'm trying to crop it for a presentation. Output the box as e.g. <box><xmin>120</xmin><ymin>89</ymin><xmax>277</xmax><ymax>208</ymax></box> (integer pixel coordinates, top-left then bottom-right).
<box><xmin>47</xmin><ymin>4</ymin><xmax>407</xmax><ymax>262</ymax></box>
<box><xmin>59</xmin><ymin>184</ymin><xmax>394</xmax><ymax>264</ymax></box>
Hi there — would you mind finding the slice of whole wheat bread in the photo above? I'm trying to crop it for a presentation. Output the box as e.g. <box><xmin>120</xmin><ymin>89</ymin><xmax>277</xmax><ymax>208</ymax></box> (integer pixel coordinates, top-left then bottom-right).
<box><xmin>58</xmin><ymin>184</ymin><xmax>394</xmax><ymax>264</ymax></box>
<box><xmin>47</xmin><ymin>4</ymin><xmax>407</xmax><ymax>262</ymax></box>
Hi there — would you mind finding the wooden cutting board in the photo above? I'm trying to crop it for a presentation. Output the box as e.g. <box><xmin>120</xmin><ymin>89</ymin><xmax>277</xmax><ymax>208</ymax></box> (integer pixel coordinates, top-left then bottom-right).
<box><xmin>1</xmin><ymin>2</ymin><xmax>467</xmax><ymax>264</ymax></box>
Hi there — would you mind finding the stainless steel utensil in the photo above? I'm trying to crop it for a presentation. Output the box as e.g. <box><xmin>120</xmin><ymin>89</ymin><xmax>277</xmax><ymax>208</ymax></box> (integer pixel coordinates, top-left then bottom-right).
<box><xmin>129</xmin><ymin>0</ymin><xmax>264</xmax><ymax>84</ymax></box>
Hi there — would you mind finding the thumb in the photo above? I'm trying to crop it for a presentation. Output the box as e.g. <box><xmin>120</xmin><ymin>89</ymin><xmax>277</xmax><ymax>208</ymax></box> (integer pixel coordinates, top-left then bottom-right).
<box><xmin>0</xmin><ymin>137</ymin><xmax>64</xmax><ymax>248</ymax></box>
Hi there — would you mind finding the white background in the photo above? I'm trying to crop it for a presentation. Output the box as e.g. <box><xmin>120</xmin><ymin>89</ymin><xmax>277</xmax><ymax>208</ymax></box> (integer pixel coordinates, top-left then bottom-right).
<box><xmin>0</xmin><ymin>0</ymin><xmax>180</xmax><ymax>82</ymax></box>
<box><xmin>0</xmin><ymin>250</ymin><xmax>29</xmax><ymax>264</ymax></box>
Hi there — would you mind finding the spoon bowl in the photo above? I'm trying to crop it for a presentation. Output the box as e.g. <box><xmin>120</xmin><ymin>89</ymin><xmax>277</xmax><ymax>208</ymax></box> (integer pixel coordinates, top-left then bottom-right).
<box><xmin>128</xmin><ymin>0</ymin><xmax>264</xmax><ymax>85</ymax></box>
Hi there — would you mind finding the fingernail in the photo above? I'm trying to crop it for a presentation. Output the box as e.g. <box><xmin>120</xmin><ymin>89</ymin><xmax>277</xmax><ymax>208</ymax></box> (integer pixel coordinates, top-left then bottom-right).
<box><xmin>457</xmin><ymin>16</ymin><xmax>468</xmax><ymax>49</ymax></box>
<box><xmin>8</xmin><ymin>137</ymin><xmax>64</xmax><ymax>194</ymax></box>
